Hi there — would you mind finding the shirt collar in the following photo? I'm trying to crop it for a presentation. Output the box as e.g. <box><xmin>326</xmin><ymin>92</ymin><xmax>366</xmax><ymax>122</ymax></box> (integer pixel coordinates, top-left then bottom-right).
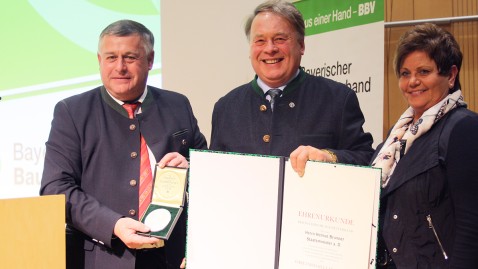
<box><xmin>256</xmin><ymin>69</ymin><xmax>300</xmax><ymax>95</ymax></box>
<box><xmin>106</xmin><ymin>87</ymin><xmax>148</xmax><ymax>105</ymax></box>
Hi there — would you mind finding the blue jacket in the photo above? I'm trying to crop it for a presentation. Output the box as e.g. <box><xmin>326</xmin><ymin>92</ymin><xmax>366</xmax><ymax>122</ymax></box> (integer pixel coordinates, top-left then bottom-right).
<box><xmin>210</xmin><ymin>69</ymin><xmax>374</xmax><ymax>165</ymax></box>
<box><xmin>40</xmin><ymin>86</ymin><xmax>207</xmax><ymax>269</ymax></box>
<box><xmin>375</xmin><ymin>107</ymin><xmax>478</xmax><ymax>268</ymax></box>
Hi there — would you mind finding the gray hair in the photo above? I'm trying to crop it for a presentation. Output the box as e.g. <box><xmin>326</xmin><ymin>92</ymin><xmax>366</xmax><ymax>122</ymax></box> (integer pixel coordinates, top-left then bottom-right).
<box><xmin>98</xmin><ymin>19</ymin><xmax>154</xmax><ymax>55</ymax></box>
<box><xmin>244</xmin><ymin>0</ymin><xmax>305</xmax><ymax>42</ymax></box>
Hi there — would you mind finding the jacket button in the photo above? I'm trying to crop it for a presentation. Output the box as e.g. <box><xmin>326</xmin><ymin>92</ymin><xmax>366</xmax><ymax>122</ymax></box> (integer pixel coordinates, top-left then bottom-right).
<box><xmin>263</xmin><ymin>135</ymin><xmax>271</xmax><ymax>143</ymax></box>
<box><xmin>129</xmin><ymin>209</ymin><xmax>136</xmax><ymax>216</ymax></box>
<box><xmin>289</xmin><ymin>102</ymin><xmax>295</xmax><ymax>108</ymax></box>
<box><xmin>129</xmin><ymin>124</ymin><xmax>136</xmax><ymax>131</ymax></box>
<box><xmin>182</xmin><ymin>139</ymin><xmax>187</xmax><ymax>145</ymax></box>
<box><xmin>392</xmin><ymin>248</ymin><xmax>397</xmax><ymax>253</ymax></box>
<box><xmin>260</xmin><ymin>105</ymin><xmax>267</xmax><ymax>112</ymax></box>
<box><xmin>131</xmin><ymin>152</ymin><xmax>138</xmax><ymax>158</ymax></box>
<box><xmin>130</xmin><ymin>179</ymin><xmax>137</xmax><ymax>186</ymax></box>
<box><xmin>393</xmin><ymin>214</ymin><xmax>398</xmax><ymax>220</ymax></box>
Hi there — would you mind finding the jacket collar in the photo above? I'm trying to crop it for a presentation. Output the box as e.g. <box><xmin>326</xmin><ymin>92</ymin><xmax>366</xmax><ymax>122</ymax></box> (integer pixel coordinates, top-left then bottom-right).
<box><xmin>101</xmin><ymin>86</ymin><xmax>153</xmax><ymax>118</ymax></box>
<box><xmin>251</xmin><ymin>68</ymin><xmax>307</xmax><ymax>97</ymax></box>
<box><xmin>380</xmin><ymin>115</ymin><xmax>445</xmax><ymax>198</ymax></box>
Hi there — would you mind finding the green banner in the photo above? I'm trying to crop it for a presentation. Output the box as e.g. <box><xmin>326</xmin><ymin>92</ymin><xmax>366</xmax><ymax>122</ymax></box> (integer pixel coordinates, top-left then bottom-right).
<box><xmin>294</xmin><ymin>0</ymin><xmax>384</xmax><ymax>36</ymax></box>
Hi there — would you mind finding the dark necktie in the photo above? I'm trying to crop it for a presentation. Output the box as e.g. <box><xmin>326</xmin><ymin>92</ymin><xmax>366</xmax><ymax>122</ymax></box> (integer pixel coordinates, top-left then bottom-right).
<box><xmin>266</xmin><ymin>89</ymin><xmax>281</xmax><ymax>111</ymax></box>
<box><xmin>122</xmin><ymin>103</ymin><xmax>153</xmax><ymax>219</ymax></box>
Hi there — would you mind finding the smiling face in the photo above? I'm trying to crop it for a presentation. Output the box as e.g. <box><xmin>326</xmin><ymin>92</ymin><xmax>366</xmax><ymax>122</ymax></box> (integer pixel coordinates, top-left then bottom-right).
<box><xmin>97</xmin><ymin>34</ymin><xmax>154</xmax><ymax>102</ymax></box>
<box><xmin>399</xmin><ymin>50</ymin><xmax>457</xmax><ymax>120</ymax></box>
<box><xmin>249</xmin><ymin>12</ymin><xmax>304</xmax><ymax>88</ymax></box>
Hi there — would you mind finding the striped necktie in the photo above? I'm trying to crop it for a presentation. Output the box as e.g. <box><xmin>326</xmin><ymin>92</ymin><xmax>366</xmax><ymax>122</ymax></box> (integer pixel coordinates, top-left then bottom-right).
<box><xmin>266</xmin><ymin>89</ymin><xmax>281</xmax><ymax>111</ymax></box>
<box><xmin>122</xmin><ymin>103</ymin><xmax>153</xmax><ymax>219</ymax></box>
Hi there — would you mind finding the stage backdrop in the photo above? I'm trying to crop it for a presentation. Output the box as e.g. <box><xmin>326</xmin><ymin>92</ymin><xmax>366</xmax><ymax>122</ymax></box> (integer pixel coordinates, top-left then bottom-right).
<box><xmin>0</xmin><ymin>0</ymin><xmax>161</xmax><ymax>198</ymax></box>
<box><xmin>296</xmin><ymin>0</ymin><xmax>384</xmax><ymax>148</ymax></box>
<box><xmin>1</xmin><ymin>0</ymin><xmax>384</xmax><ymax>199</ymax></box>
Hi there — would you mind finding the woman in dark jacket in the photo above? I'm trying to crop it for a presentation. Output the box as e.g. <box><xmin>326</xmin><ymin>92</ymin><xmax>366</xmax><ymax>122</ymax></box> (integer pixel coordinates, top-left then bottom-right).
<box><xmin>372</xmin><ymin>23</ymin><xmax>478</xmax><ymax>268</ymax></box>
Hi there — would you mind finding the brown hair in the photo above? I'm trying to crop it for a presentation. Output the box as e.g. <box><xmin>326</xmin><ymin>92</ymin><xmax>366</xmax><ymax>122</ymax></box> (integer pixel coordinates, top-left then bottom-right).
<box><xmin>394</xmin><ymin>23</ymin><xmax>462</xmax><ymax>93</ymax></box>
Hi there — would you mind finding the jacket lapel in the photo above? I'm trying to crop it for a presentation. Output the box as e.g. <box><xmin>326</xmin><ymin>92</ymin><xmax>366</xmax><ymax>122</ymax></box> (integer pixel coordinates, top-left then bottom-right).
<box><xmin>380</xmin><ymin>121</ymin><xmax>442</xmax><ymax>198</ymax></box>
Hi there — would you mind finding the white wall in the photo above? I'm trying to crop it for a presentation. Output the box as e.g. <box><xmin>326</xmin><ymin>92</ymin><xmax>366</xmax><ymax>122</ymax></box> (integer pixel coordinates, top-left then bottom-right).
<box><xmin>161</xmin><ymin>1</ymin><xmax>264</xmax><ymax>144</ymax></box>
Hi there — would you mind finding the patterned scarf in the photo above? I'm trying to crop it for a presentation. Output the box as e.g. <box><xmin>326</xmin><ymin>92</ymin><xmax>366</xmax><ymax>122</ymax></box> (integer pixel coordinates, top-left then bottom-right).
<box><xmin>372</xmin><ymin>90</ymin><xmax>466</xmax><ymax>188</ymax></box>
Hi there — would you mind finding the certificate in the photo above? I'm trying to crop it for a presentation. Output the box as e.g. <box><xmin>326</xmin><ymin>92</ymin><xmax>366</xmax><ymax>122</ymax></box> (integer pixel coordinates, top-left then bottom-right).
<box><xmin>187</xmin><ymin>151</ymin><xmax>281</xmax><ymax>269</ymax></box>
<box><xmin>279</xmin><ymin>161</ymin><xmax>380</xmax><ymax>269</ymax></box>
<box><xmin>186</xmin><ymin>150</ymin><xmax>380</xmax><ymax>269</ymax></box>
